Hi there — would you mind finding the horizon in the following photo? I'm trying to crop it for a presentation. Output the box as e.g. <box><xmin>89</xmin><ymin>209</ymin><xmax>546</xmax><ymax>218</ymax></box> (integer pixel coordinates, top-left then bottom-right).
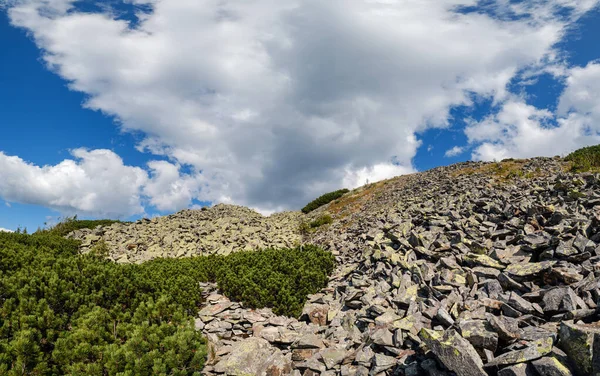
<box><xmin>2</xmin><ymin>0</ymin><xmax>600</xmax><ymax>231</ymax></box>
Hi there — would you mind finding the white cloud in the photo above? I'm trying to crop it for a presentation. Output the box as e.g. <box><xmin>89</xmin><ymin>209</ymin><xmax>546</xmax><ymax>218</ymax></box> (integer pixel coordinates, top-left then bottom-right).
<box><xmin>0</xmin><ymin>149</ymin><xmax>148</xmax><ymax>217</ymax></box>
<box><xmin>558</xmin><ymin>62</ymin><xmax>600</xmax><ymax>124</ymax></box>
<box><xmin>2</xmin><ymin>0</ymin><xmax>600</xmax><ymax>213</ymax></box>
<box><xmin>343</xmin><ymin>162</ymin><xmax>415</xmax><ymax>189</ymax></box>
<box><xmin>467</xmin><ymin>63</ymin><xmax>600</xmax><ymax>161</ymax></box>
<box><xmin>0</xmin><ymin>228</ymin><xmax>13</xmax><ymax>233</ymax></box>
<box><xmin>143</xmin><ymin>160</ymin><xmax>203</xmax><ymax>212</ymax></box>
<box><xmin>444</xmin><ymin>146</ymin><xmax>465</xmax><ymax>157</ymax></box>
<box><xmin>0</xmin><ymin>149</ymin><xmax>223</xmax><ymax>216</ymax></box>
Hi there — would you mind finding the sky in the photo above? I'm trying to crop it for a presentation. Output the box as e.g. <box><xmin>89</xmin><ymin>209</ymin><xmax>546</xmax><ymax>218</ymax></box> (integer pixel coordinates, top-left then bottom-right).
<box><xmin>1</xmin><ymin>0</ymin><xmax>600</xmax><ymax>231</ymax></box>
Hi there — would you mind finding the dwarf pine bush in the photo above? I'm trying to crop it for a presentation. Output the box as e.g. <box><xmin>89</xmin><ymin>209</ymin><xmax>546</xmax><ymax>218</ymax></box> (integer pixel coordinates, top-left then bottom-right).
<box><xmin>565</xmin><ymin>144</ymin><xmax>600</xmax><ymax>172</ymax></box>
<box><xmin>302</xmin><ymin>189</ymin><xmax>349</xmax><ymax>213</ymax></box>
<box><xmin>0</xmin><ymin>231</ymin><xmax>333</xmax><ymax>375</ymax></box>
<box><xmin>41</xmin><ymin>215</ymin><xmax>124</xmax><ymax>237</ymax></box>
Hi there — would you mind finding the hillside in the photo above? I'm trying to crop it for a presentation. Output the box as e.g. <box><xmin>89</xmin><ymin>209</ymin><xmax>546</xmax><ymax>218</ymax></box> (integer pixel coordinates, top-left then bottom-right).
<box><xmin>4</xmin><ymin>153</ymin><xmax>600</xmax><ymax>375</ymax></box>
<box><xmin>63</xmin><ymin>154</ymin><xmax>600</xmax><ymax>375</ymax></box>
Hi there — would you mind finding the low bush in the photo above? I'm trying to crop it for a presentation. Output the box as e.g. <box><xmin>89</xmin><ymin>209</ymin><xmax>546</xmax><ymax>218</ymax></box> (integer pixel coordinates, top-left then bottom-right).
<box><xmin>42</xmin><ymin>216</ymin><xmax>124</xmax><ymax>237</ymax></box>
<box><xmin>302</xmin><ymin>189</ymin><xmax>349</xmax><ymax>213</ymax></box>
<box><xmin>299</xmin><ymin>215</ymin><xmax>334</xmax><ymax>235</ymax></box>
<box><xmin>0</xmin><ymin>232</ymin><xmax>333</xmax><ymax>375</ymax></box>
<box><xmin>310</xmin><ymin>214</ymin><xmax>333</xmax><ymax>228</ymax></box>
<box><xmin>565</xmin><ymin>144</ymin><xmax>600</xmax><ymax>172</ymax></box>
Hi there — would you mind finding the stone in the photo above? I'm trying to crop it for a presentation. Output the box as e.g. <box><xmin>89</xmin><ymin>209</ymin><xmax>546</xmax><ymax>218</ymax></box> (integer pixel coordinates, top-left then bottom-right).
<box><xmin>497</xmin><ymin>363</ymin><xmax>536</xmax><ymax>376</ymax></box>
<box><xmin>198</xmin><ymin>301</ymin><xmax>232</xmax><ymax>317</ymax></box>
<box><xmin>558</xmin><ymin>321</ymin><xmax>600</xmax><ymax>376</ymax></box>
<box><xmin>354</xmin><ymin>346</ymin><xmax>374</xmax><ymax>366</ymax></box>
<box><xmin>505</xmin><ymin>261</ymin><xmax>556</xmax><ymax>278</ymax></box>
<box><xmin>371</xmin><ymin>328</ymin><xmax>394</xmax><ymax>347</ymax></box>
<box><xmin>292</xmin><ymin>334</ymin><xmax>325</xmax><ymax>349</ymax></box>
<box><xmin>543</xmin><ymin>288</ymin><xmax>579</xmax><ymax>313</ymax></box>
<box><xmin>319</xmin><ymin>347</ymin><xmax>347</xmax><ymax>370</ymax></box>
<box><xmin>214</xmin><ymin>337</ymin><xmax>292</xmax><ymax>376</ymax></box>
<box><xmin>302</xmin><ymin>304</ymin><xmax>329</xmax><ymax>326</ymax></box>
<box><xmin>486</xmin><ymin>336</ymin><xmax>554</xmax><ymax>367</ymax></box>
<box><xmin>419</xmin><ymin>329</ymin><xmax>487</xmax><ymax>376</ymax></box>
<box><xmin>464</xmin><ymin>253</ymin><xmax>505</xmax><ymax>270</ymax></box>
<box><xmin>458</xmin><ymin>319</ymin><xmax>498</xmax><ymax>352</ymax></box>
<box><xmin>532</xmin><ymin>357</ymin><xmax>574</xmax><ymax>376</ymax></box>
<box><xmin>371</xmin><ymin>353</ymin><xmax>397</xmax><ymax>374</ymax></box>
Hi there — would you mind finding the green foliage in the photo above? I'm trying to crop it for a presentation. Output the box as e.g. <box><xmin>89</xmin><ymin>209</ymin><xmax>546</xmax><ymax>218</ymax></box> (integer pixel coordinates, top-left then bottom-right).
<box><xmin>0</xmin><ymin>232</ymin><xmax>206</xmax><ymax>375</ymax></box>
<box><xmin>309</xmin><ymin>214</ymin><xmax>333</xmax><ymax>228</ymax></box>
<box><xmin>0</xmin><ymin>232</ymin><xmax>333</xmax><ymax>375</ymax></box>
<box><xmin>565</xmin><ymin>144</ymin><xmax>600</xmax><ymax>172</ymax></box>
<box><xmin>299</xmin><ymin>215</ymin><xmax>334</xmax><ymax>235</ymax></box>
<box><xmin>302</xmin><ymin>189</ymin><xmax>350</xmax><ymax>213</ymax></box>
<box><xmin>138</xmin><ymin>245</ymin><xmax>334</xmax><ymax>317</ymax></box>
<box><xmin>42</xmin><ymin>215</ymin><xmax>124</xmax><ymax>237</ymax></box>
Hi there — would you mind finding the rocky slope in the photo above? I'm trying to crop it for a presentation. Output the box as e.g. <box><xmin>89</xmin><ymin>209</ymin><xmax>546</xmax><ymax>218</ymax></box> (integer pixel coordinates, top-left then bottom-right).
<box><xmin>70</xmin><ymin>204</ymin><xmax>302</xmax><ymax>263</ymax></box>
<box><xmin>72</xmin><ymin>156</ymin><xmax>600</xmax><ymax>376</ymax></box>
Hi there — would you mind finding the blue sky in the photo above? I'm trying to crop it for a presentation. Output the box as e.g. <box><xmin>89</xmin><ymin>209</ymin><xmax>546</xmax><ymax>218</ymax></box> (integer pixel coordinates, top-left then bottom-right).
<box><xmin>1</xmin><ymin>0</ymin><xmax>600</xmax><ymax>232</ymax></box>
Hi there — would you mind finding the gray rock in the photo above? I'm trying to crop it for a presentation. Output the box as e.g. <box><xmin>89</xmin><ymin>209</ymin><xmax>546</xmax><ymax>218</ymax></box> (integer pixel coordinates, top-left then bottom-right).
<box><xmin>214</xmin><ymin>337</ymin><xmax>292</xmax><ymax>375</ymax></box>
<box><xmin>558</xmin><ymin>321</ymin><xmax>600</xmax><ymax>376</ymax></box>
<box><xmin>532</xmin><ymin>357</ymin><xmax>574</xmax><ymax>376</ymax></box>
<box><xmin>486</xmin><ymin>337</ymin><xmax>554</xmax><ymax>367</ymax></box>
<box><xmin>371</xmin><ymin>353</ymin><xmax>397</xmax><ymax>374</ymax></box>
<box><xmin>419</xmin><ymin>329</ymin><xmax>487</xmax><ymax>376</ymax></box>
<box><xmin>497</xmin><ymin>363</ymin><xmax>536</xmax><ymax>376</ymax></box>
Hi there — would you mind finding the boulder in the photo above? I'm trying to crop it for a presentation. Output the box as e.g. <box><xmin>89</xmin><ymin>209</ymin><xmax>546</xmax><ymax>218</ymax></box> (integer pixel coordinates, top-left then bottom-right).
<box><xmin>419</xmin><ymin>329</ymin><xmax>487</xmax><ymax>376</ymax></box>
<box><xmin>214</xmin><ymin>337</ymin><xmax>292</xmax><ymax>375</ymax></box>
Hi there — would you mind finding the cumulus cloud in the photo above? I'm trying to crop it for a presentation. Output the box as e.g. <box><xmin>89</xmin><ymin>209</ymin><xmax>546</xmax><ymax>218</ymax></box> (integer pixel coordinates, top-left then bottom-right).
<box><xmin>0</xmin><ymin>228</ymin><xmax>13</xmax><ymax>233</ymax></box>
<box><xmin>143</xmin><ymin>161</ymin><xmax>205</xmax><ymax>212</ymax></box>
<box><xmin>2</xmin><ymin>0</ymin><xmax>600</xmax><ymax>213</ymax></box>
<box><xmin>445</xmin><ymin>146</ymin><xmax>465</xmax><ymax>158</ymax></box>
<box><xmin>0</xmin><ymin>149</ymin><xmax>148</xmax><ymax>217</ymax></box>
<box><xmin>0</xmin><ymin>149</ymin><xmax>221</xmax><ymax>216</ymax></box>
<box><xmin>468</xmin><ymin>63</ymin><xmax>600</xmax><ymax>161</ymax></box>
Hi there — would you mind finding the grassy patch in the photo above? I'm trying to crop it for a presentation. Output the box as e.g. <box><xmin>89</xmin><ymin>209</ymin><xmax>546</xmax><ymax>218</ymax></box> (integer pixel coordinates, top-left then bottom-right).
<box><xmin>302</xmin><ymin>189</ymin><xmax>349</xmax><ymax>213</ymax></box>
<box><xmin>300</xmin><ymin>215</ymin><xmax>333</xmax><ymax>234</ymax></box>
<box><xmin>565</xmin><ymin>144</ymin><xmax>600</xmax><ymax>172</ymax></box>
<box><xmin>328</xmin><ymin>180</ymin><xmax>390</xmax><ymax>217</ymax></box>
<box><xmin>0</xmin><ymin>232</ymin><xmax>333</xmax><ymax>375</ymax></box>
<box><xmin>451</xmin><ymin>160</ymin><xmax>541</xmax><ymax>181</ymax></box>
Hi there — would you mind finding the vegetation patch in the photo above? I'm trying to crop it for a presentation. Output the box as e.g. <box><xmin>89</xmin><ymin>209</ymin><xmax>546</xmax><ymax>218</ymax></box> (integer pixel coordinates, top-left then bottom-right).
<box><xmin>0</xmin><ymin>232</ymin><xmax>333</xmax><ymax>375</ymax></box>
<box><xmin>451</xmin><ymin>160</ymin><xmax>541</xmax><ymax>181</ymax></box>
<box><xmin>42</xmin><ymin>215</ymin><xmax>124</xmax><ymax>237</ymax></box>
<box><xmin>565</xmin><ymin>144</ymin><xmax>600</xmax><ymax>172</ymax></box>
<box><xmin>300</xmin><ymin>214</ymin><xmax>334</xmax><ymax>234</ymax></box>
<box><xmin>302</xmin><ymin>189</ymin><xmax>349</xmax><ymax>213</ymax></box>
<box><xmin>328</xmin><ymin>180</ymin><xmax>391</xmax><ymax>218</ymax></box>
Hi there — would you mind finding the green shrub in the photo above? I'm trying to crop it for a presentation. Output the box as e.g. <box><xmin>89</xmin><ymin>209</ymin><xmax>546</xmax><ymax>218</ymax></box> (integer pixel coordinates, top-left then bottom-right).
<box><xmin>565</xmin><ymin>144</ymin><xmax>600</xmax><ymax>172</ymax></box>
<box><xmin>310</xmin><ymin>214</ymin><xmax>333</xmax><ymax>228</ymax></box>
<box><xmin>42</xmin><ymin>216</ymin><xmax>124</xmax><ymax>237</ymax></box>
<box><xmin>299</xmin><ymin>215</ymin><xmax>334</xmax><ymax>235</ymax></box>
<box><xmin>0</xmin><ymin>232</ymin><xmax>333</xmax><ymax>375</ymax></box>
<box><xmin>302</xmin><ymin>189</ymin><xmax>349</xmax><ymax>213</ymax></box>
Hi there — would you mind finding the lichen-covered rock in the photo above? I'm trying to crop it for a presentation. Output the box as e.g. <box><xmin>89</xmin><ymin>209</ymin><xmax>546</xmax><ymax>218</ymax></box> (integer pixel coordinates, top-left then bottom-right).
<box><xmin>71</xmin><ymin>204</ymin><xmax>303</xmax><ymax>262</ymax></box>
<box><xmin>558</xmin><ymin>321</ymin><xmax>600</xmax><ymax>376</ymax></box>
<box><xmin>214</xmin><ymin>337</ymin><xmax>292</xmax><ymax>375</ymax></box>
<box><xmin>532</xmin><ymin>357</ymin><xmax>574</xmax><ymax>376</ymax></box>
<box><xmin>486</xmin><ymin>337</ymin><xmax>554</xmax><ymax>367</ymax></box>
<box><xmin>419</xmin><ymin>329</ymin><xmax>487</xmax><ymax>376</ymax></box>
